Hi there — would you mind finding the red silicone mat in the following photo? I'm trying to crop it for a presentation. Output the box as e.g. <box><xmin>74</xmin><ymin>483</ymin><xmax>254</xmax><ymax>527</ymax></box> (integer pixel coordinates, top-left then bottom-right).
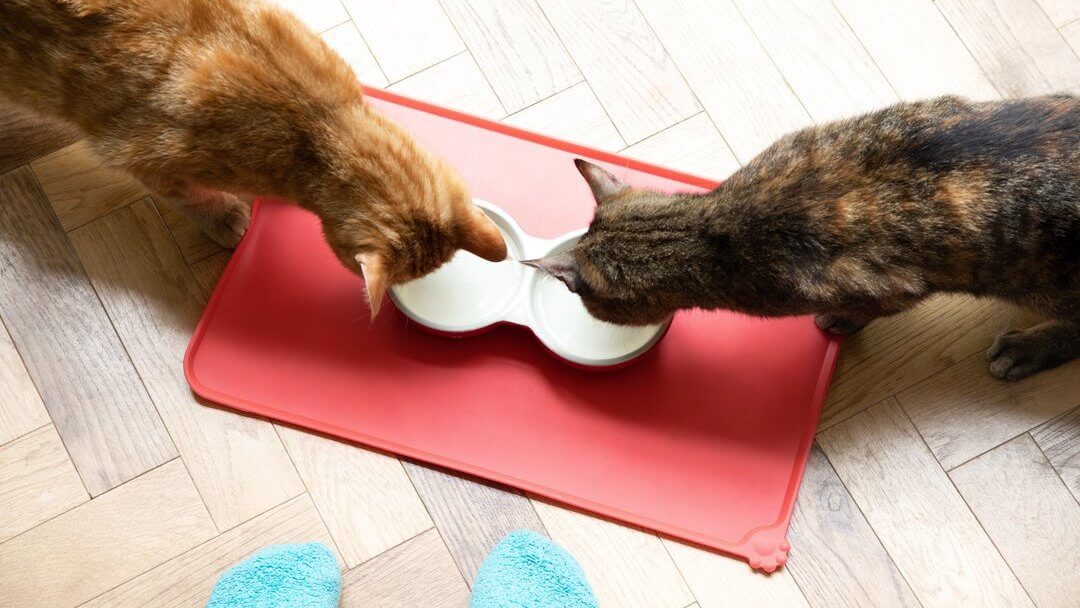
<box><xmin>185</xmin><ymin>87</ymin><xmax>842</xmax><ymax>572</ymax></box>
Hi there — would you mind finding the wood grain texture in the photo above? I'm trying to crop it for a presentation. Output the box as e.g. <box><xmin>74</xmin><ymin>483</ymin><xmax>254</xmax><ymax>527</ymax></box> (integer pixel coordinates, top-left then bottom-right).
<box><xmin>269</xmin><ymin>0</ymin><xmax>349</xmax><ymax>33</ymax></box>
<box><xmin>637</xmin><ymin>0</ymin><xmax>811</xmax><ymax>162</ymax></box>
<box><xmin>664</xmin><ymin>540</ymin><xmax>810</xmax><ymax>608</ymax></box>
<box><xmin>622</xmin><ymin>113</ymin><xmax>740</xmax><ymax>180</ymax></box>
<box><xmin>1032</xmin><ymin>406</ymin><xmax>1080</xmax><ymax>502</ymax></box>
<box><xmin>1036</xmin><ymin>0</ymin><xmax>1080</xmax><ymax>27</ymax></box>
<box><xmin>321</xmin><ymin>21</ymin><xmax>389</xmax><ymax>87</ymax></box>
<box><xmin>70</xmin><ymin>200</ymin><xmax>304</xmax><ymax>529</ymax></box>
<box><xmin>733</xmin><ymin>0</ymin><xmax>898</xmax><ymax>123</ymax></box>
<box><xmin>405</xmin><ymin>463</ymin><xmax>547</xmax><ymax>584</ymax></box>
<box><xmin>190</xmin><ymin>250</ymin><xmax>232</xmax><ymax>304</ymax></box>
<box><xmin>0</xmin><ymin>103</ymin><xmax>81</xmax><ymax>175</ymax></box>
<box><xmin>82</xmin><ymin>495</ymin><xmax>340</xmax><ymax>608</ymax></box>
<box><xmin>818</xmin><ymin>400</ymin><xmax>1034</xmax><ymax>608</ymax></box>
<box><xmin>1063</xmin><ymin>20</ymin><xmax>1080</xmax><ymax>56</ymax></box>
<box><xmin>340</xmin><ymin>529</ymin><xmax>471</xmax><ymax>608</ymax></box>
<box><xmin>537</xmin><ymin>0</ymin><xmax>701</xmax><ymax>144</ymax></box>
<box><xmin>0</xmin><ymin>425</ymin><xmax>87</xmax><ymax>544</ymax></box>
<box><xmin>30</xmin><ymin>141</ymin><xmax>147</xmax><ymax>231</ymax></box>
<box><xmin>950</xmin><ymin>434</ymin><xmax>1080</xmax><ymax>608</ymax></box>
<box><xmin>151</xmin><ymin>197</ymin><xmax>222</xmax><ymax>265</ymax></box>
<box><xmin>898</xmin><ymin>351</ymin><xmax>1080</xmax><ymax>470</ymax></box>
<box><xmin>938</xmin><ymin>0</ymin><xmax>1080</xmax><ymax>96</ymax></box>
<box><xmin>0</xmin><ymin>319</ymin><xmax>49</xmax><ymax>446</ymax></box>
<box><xmin>277</xmin><ymin>426</ymin><xmax>432</xmax><ymax>568</ymax></box>
<box><xmin>832</xmin><ymin>0</ymin><xmax>1001</xmax><ymax>100</ymax></box>
<box><xmin>503</xmin><ymin>82</ymin><xmax>625</xmax><ymax>150</ymax></box>
<box><xmin>820</xmin><ymin>296</ymin><xmax>1038</xmax><ymax>431</ymax></box>
<box><xmin>339</xmin><ymin>0</ymin><xmax>464</xmax><ymax>82</ymax></box>
<box><xmin>0</xmin><ymin>460</ymin><xmax>216</xmax><ymax>608</ymax></box>
<box><xmin>532</xmin><ymin>500</ymin><xmax>693</xmax><ymax>608</ymax></box>
<box><xmin>441</xmin><ymin>0</ymin><xmax>580</xmax><ymax>112</ymax></box>
<box><xmin>0</xmin><ymin>167</ymin><xmax>174</xmax><ymax>496</ymax></box>
<box><xmin>388</xmin><ymin>52</ymin><xmax>506</xmax><ymax>119</ymax></box>
<box><xmin>786</xmin><ymin>444</ymin><xmax>919</xmax><ymax>608</ymax></box>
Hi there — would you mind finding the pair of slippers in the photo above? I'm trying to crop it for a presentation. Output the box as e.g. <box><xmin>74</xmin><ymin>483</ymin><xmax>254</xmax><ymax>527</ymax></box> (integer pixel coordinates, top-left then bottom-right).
<box><xmin>206</xmin><ymin>530</ymin><xmax>598</xmax><ymax>608</ymax></box>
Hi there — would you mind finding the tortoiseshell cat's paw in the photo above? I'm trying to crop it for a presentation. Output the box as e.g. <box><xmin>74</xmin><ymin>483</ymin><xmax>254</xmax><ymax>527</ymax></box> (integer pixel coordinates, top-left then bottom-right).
<box><xmin>987</xmin><ymin>322</ymin><xmax>1080</xmax><ymax>381</ymax></box>
<box><xmin>814</xmin><ymin>313</ymin><xmax>869</xmax><ymax>336</ymax></box>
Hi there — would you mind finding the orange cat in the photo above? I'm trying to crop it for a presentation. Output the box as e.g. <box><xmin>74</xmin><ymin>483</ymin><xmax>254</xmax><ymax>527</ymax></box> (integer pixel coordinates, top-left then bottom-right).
<box><xmin>0</xmin><ymin>0</ymin><xmax>506</xmax><ymax>314</ymax></box>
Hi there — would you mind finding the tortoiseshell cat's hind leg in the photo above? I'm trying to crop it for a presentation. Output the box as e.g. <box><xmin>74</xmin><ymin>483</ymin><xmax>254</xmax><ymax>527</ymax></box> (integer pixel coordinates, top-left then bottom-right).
<box><xmin>987</xmin><ymin>318</ymin><xmax>1080</xmax><ymax>381</ymax></box>
<box><xmin>145</xmin><ymin>180</ymin><xmax>251</xmax><ymax>248</ymax></box>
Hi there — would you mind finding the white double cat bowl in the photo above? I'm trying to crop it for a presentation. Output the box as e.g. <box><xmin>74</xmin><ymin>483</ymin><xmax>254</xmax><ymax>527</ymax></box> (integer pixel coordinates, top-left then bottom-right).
<box><xmin>389</xmin><ymin>200</ymin><xmax>670</xmax><ymax>369</ymax></box>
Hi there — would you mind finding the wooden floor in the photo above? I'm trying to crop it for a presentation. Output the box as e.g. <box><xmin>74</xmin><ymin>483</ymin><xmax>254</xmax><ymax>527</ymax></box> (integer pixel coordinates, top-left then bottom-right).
<box><xmin>2</xmin><ymin>1</ymin><xmax>1079</xmax><ymax>606</ymax></box>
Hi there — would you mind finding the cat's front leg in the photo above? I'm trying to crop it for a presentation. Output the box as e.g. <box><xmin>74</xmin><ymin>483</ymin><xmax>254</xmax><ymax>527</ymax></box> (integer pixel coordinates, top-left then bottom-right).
<box><xmin>986</xmin><ymin>319</ymin><xmax>1080</xmax><ymax>380</ymax></box>
<box><xmin>814</xmin><ymin>312</ymin><xmax>876</xmax><ymax>336</ymax></box>
<box><xmin>149</xmin><ymin>182</ymin><xmax>251</xmax><ymax>248</ymax></box>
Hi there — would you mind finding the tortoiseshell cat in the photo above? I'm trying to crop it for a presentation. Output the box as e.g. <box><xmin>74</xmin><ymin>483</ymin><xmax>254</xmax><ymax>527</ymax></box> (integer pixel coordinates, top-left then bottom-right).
<box><xmin>0</xmin><ymin>0</ymin><xmax>506</xmax><ymax>315</ymax></box>
<box><xmin>530</xmin><ymin>95</ymin><xmax>1079</xmax><ymax>380</ymax></box>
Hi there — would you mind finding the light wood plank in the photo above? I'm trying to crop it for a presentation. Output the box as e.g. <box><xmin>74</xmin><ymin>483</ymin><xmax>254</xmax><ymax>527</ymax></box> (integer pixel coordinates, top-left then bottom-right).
<box><xmin>340</xmin><ymin>529</ymin><xmax>471</xmax><ymax>608</ymax></box>
<box><xmin>938</xmin><ymin>0</ymin><xmax>1080</xmax><ymax>96</ymax></box>
<box><xmin>818</xmin><ymin>399</ymin><xmax>1034</xmax><ymax>608</ymax></box>
<box><xmin>1063</xmin><ymin>20</ymin><xmax>1080</xmax><ymax>56</ymax></box>
<box><xmin>820</xmin><ymin>295</ymin><xmax>1039</xmax><ymax>431</ymax></box>
<box><xmin>665</xmin><ymin>539</ymin><xmax>811</xmax><ymax>608</ymax></box>
<box><xmin>637</xmin><ymin>0</ymin><xmax>811</xmax><ymax>161</ymax></box>
<box><xmin>898</xmin><ymin>350</ymin><xmax>1080</xmax><ymax>470</ymax></box>
<box><xmin>276</xmin><ymin>426</ymin><xmax>432</xmax><ymax>568</ymax></box>
<box><xmin>537</xmin><ymin>0</ymin><xmax>701</xmax><ymax>144</ymax></box>
<box><xmin>531</xmin><ymin>500</ymin><xmax>693</xmax><ymax>608</ymax></box>
<box><xmin>950</xmin><ymin>434</ymin><xmax>1080</xmax><ymax>608</ymax></box>
<box><xmin>1037</xmin><ymin>0</ymin><xmax>1080</xmax><ymax>27</ymax></box>
<box><xmin>786</xmin><ymin>444</ymin><xmax>919</xmax><ymax>608</ymax></box>
<box><xmin>190</xmin><ymin>250</ymin><xmax>232</xmax><ymax>304</ymax></box>
<box><xmin>151</xmin><ymin>198</ymin><xmax>222</xmax><ymax>265</ymax></box>
<box><xmin>339</xmin><ymin>0</ymin><xmax>464</xmax><ymax>82</ymax></box>
<box><xmin>269</xmin><ymin>0</ymin><xmax>349</xmax><ymax>33</ymax></box>
<box><xmin>405</xmin><ymin>463</ymin><xmax>547</xmax><ymax>584</ymax></box>
<box><xmin>30</xmin><ymin>141</ymin><xmax>147</xmax><ymax>231</ymax></box>
<box><xmin>734</xmin><ymin>0</ymin><xmax>898</xmax><ymax>123</ymax></box>
<box><xmin>832</xmin><ymin>0</ymin><xmax>1001</xmax><ymax>100</ymax></box>
<box><xmin>0</xmin><ymin>319</ymin><xmax>49</xmax><ymax>446</ymax></box>
<box><xmin>441</xmin><ymin>0</ymin><xmax>581</xmax><ymax>112</ymax></box>
<box><xmin>0</xmin><ymin>425</ymin><xmax>87</xmax><ymax>543</ymax></box>
<box><xmin>1032</xmin><ymin>406</ymin><xmax>1080</xmax><ymax>502</ymax></box>
<box><xmin>0</xmin><ymin>460</ymin><xmax>216</xmax><ymax>608</ymax></box>
<box><xmin>503</xmin><ymin>82</ymin><xmax>625</xmax><ymax>150</ymax></box>
<box><xmin>321</xmin><ymin>21</ymin><xmax>390</xmax><ymax>87</ymax></box>
<box><xmin>71</xmin><ymin>200</ymin><xmax>304</xmax><ymax>529</ymax></box>
<box><xmin>388</xmin><ymin>52</ymin><xmax>506</xmax><ymax>119</ymax></box>
<box><xmin>622</xmin><ymin>113</ymin><xmax>740</xmax><ymax>180</ymax></box>
<box><xmin>0</xmin><ymin>103</ymin><xmax>81</xmax><ymax>175</ymax></box>
<box><xmin>0</xmin><ymin>167</ymin><xmax>175</xmax><ymax>496</ymax></box>
<box><xmin>82</xmin><ymin>494</ymin><xmax>340</xmax><ymax>608</ymax></box>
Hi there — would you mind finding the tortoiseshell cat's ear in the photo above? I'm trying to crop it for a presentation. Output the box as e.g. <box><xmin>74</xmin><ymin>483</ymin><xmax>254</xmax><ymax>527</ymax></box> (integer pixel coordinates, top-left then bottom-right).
<box><xmin>523</xmin><ymin>252</ymin><xmax>583</xmax><ymax>293</ymax></box>
<box><xmin>574</xmin><ymin>159</ymin><xmax>629</xmax><ymax>203</ymax></box>
<box><xmin>356</xmin><ymin>252</ymin><xmax>388</xmax><ymax>318</ymax></box>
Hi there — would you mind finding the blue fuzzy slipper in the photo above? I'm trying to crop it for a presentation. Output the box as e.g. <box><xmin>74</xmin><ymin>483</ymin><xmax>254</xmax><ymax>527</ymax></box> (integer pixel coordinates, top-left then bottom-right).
<box><xmin>206</xmin><ymin>542</ymin><xmax>340</xmax><ymax>608</ymax></box>
<box><xmin>471</xmin><ymin>530</ymin><xmax>599</xmax><ymax>608</ymax></box>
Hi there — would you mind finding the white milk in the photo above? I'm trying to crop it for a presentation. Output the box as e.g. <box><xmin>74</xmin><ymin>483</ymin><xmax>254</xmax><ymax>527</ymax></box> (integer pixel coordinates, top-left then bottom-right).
<box><xmin>532</xmin><ymin>274</ymin><xmax>661</xmax><ymax>360</ymax></box>
<box><xmin>393</xmin><ymin>249</ymin><xmax>523</xmax><ymax>327</ymax></box>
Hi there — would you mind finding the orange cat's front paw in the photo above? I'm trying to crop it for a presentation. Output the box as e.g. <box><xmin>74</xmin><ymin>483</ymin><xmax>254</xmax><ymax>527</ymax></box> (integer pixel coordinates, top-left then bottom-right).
<box><xmin>202</xmin><ymin>197</ymin><xmax>251</xmax><ymax>249</ymax></box>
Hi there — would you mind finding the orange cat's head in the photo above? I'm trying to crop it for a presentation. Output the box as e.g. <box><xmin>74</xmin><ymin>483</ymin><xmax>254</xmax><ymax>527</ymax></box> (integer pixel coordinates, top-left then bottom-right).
<box><xmin>318</xmin><ymin>107</ymin><xmax>506</xmax><ymax>317</ymax></box>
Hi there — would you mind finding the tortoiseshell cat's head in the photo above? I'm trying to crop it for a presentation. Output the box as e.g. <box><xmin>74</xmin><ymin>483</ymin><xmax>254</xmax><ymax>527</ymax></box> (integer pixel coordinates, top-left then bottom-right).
<box><xmin>527</xmin><ymin>160</ymin><xmax>710</xmax><ymax>326</ymax></box>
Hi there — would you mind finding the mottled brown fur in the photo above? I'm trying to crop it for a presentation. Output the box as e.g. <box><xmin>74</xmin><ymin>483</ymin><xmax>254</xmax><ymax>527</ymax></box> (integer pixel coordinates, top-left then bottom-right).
<box><xmin>0</xmin><ymin>0</ymin><xmax>506</xmax><ymax>314</ymax></box>
<box><xmin>533</xmin><ymin>96</ymin><xmax>1079</xmax><ymax>380</ymax></box>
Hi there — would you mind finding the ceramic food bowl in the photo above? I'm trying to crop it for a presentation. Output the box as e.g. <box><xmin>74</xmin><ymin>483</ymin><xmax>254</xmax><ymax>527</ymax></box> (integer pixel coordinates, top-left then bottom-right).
<box><xmin>388</xmin><ymin>199</ymin><xmax>670</xmax><ymax>369</ymax></box>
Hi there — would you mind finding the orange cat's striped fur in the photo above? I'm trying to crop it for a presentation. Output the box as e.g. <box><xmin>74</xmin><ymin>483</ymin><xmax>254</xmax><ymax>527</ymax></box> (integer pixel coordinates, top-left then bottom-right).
<box><xmin>0</xmin><ymin>0</ymin><xmax>507</xmax><ymax>314</ymax></box>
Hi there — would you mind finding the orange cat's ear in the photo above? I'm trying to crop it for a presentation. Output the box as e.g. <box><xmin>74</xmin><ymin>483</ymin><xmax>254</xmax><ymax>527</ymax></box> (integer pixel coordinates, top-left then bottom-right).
<box><xmin>356</xmin><ymin>252</ymin><xmax>388</xmax><ymax>318</ymax></box>
<box><xmin>574</xmin><ymin>159</ymin><xmax>629</xmax><ymax>203</ymax></box>
<box><xmin>459</xmin><ymin>207</ymin><xmax>508</xmax><ymax>262</ymax></box>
